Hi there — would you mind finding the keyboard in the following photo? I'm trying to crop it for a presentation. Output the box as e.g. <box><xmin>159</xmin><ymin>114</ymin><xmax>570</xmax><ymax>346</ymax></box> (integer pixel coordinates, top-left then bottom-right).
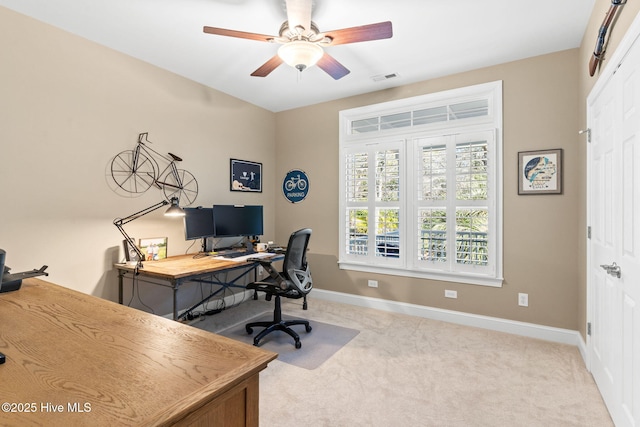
<box><xmin>214</xmin><ymin>252</ymin><xmax>273</xmax><ymax>263</ymax></box>
<box><xmin>222</xmin><ymin>250</ymin><xmax>254</xmax><ymax>258</ymax></box>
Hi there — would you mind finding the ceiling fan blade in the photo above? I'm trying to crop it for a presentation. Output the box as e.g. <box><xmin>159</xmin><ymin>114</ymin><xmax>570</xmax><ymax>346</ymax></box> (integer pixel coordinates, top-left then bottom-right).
<box><xmin>285</xmin><ymin>0</ymin><xmax>312</xmax><ymax>32</ymax></box>
<box><xmin>317</xmin><ymin>53</ymin><xmax>350</xmax><ymax>80</ymax></box>
<box><xmin>203</xmin><ymin>26</ymin><xmax>275</xmax><ymax>42</ymax></box>
<box><xmin>323</xmin><ymin>21</ymin><xmax>393</xmax><ymax>46</ymax></box>
<box><xmin>251</xmin><ymin>55</ymin><xmax>284</xmax><ymax>77</ymax></box>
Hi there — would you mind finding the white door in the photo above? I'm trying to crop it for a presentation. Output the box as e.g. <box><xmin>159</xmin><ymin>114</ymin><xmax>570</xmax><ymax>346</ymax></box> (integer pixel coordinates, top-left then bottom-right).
<box><xmin>588</xmin><ymin>27</ymin><xmax>640</xmax><ymax>427</ymax></box>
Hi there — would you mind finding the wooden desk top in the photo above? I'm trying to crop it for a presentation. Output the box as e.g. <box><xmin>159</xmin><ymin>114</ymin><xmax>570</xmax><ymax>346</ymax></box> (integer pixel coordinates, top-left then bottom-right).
<box><xmin>115</xmin><ymin>254</ymin><xmax>275</xmax><ymax>280</ymax></box>
<box><xmin>0</xmin><ymin>279</ymin><xmax>277</xmax><ymax>426</ymax></box>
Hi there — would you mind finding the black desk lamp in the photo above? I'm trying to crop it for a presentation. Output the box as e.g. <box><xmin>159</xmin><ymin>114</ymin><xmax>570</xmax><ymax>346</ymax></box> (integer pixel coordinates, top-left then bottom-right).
<box><xmin>113</xmin><ymin>197</ymin><xmax>185</xmax><ymax>271</ymax></box>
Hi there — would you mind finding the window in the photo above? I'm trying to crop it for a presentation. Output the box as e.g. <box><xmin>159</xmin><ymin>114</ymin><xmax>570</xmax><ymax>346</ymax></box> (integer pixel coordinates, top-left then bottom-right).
<box><xmin>339</xmin><ymin>81</ymin><xmax>503</xmax><ymax>287</ymax></box>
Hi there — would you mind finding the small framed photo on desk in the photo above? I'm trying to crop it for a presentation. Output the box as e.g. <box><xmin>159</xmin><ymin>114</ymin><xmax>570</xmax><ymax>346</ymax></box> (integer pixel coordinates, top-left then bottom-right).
<box><xmin>139</xmin><ymin>237</ymin><xmax>168</xmax><ymax>261</ymax></box>
<box><xmin>230</xmin><ymin>159</ymin><xmax>262</xmax><ymax>192</ymax></box>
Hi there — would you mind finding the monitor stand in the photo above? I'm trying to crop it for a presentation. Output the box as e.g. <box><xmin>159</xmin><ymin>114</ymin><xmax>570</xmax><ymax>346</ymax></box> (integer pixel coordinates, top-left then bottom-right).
<box><xmin>203</xmin><ymin>237</ymin><xmax>214</xmax><ymax>253</ymax></box>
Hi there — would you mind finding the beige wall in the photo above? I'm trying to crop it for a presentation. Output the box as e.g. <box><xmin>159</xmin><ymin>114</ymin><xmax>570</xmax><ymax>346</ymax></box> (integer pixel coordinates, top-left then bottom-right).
<box><xmin>273</xmin><ymin>3</ymin><xmax>640</xmax><ymax>333</ymax></box>
<box><xmin>275</xmin><ymin>51</ymin><xmax>582</xmax><ymax>330</ymax></box>
<box><xmin>0</xmin><ymin>7</ymin><xmax>276</xmax><ymax>314</ymax></box>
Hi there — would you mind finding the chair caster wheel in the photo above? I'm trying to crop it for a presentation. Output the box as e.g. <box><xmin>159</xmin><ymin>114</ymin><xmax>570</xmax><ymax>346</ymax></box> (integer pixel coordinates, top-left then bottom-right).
<box><xmin>295</xmin><ymin>340</ymin><xmax>302</xmax><ymax>349</ymax></box>
<box><xmin>305</xmin><ymin>325</ymin><xmax>312</xmax><ymax>333</ymax></box>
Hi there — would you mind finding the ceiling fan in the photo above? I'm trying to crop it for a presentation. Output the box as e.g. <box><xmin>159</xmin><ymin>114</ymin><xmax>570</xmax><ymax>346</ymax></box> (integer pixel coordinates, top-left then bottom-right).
<box><xmin>203</xmin><ymin>0</ymin><xmax>392</xmax><ymax>80</ymax></box>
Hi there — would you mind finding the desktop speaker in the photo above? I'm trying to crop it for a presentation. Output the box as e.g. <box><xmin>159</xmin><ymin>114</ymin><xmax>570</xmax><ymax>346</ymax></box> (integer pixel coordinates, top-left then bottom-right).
<box><xmin>123</xmin><ymin>239</ymin><xmax>140</xmax><ymax>262</ymax></box>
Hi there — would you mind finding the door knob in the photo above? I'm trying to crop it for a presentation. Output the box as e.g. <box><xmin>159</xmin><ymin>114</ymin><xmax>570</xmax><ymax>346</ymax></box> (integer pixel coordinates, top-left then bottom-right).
<box><xmin>600</xmin><ymin>262</ymin><xmax>621</xmax><ymax>278</ymax></box>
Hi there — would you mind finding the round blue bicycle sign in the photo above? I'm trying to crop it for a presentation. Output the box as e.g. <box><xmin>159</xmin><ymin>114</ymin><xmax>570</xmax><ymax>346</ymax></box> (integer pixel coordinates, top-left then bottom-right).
<box><xmin>282</xmin><ymin>169</ymin><xmax>309</xmax><ymax>203</ymax></box>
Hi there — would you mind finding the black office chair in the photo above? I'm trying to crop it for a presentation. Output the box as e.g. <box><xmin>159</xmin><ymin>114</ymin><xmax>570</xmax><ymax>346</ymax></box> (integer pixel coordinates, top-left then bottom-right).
<box><xmin>246</xmin><ymin>228</ymin><xmax>313</xmax><ymax>349</ymax></box>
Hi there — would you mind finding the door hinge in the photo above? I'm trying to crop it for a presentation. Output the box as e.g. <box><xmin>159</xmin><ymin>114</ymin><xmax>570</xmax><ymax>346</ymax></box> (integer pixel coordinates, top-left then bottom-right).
<box><xmin>579</xmin><ymin>128</ymin><xmax>591</xmax><ymax>143</ymax></box>
<box><xmin>587</xmin><ymin>226</ymin><xmax>591</xmax><ymax>239</ymax></box>
<box><xmin>588</xmin><ymin>322</ymin><xmax>592</xmax><ymax>336</ymax></box>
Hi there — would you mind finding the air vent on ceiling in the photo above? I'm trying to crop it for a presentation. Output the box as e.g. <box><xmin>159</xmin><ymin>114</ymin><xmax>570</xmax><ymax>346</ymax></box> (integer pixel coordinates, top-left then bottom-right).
<box><xmin>371</xmin><ymin>73</ymin><xmax>399</xmax><ymax>82</ymax></box>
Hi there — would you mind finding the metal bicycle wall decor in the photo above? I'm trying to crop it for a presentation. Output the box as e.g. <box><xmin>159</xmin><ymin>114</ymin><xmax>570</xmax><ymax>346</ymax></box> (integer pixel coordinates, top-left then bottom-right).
<box><xmin>109</xmin><ymin>132</ymin><xmax>199</xmax><ymax>206</ymax></box>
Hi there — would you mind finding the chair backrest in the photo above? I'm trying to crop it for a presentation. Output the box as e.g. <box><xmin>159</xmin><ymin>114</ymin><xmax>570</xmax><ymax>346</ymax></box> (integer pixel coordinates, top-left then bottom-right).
<box><xmin>282</xmin><ymin>228</ymin><xmax>312</xmax><ymax>295</ymax></box>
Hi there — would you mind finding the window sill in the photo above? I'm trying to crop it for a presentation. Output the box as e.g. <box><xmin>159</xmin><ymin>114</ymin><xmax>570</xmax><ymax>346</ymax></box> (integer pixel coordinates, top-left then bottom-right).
<box><xmin>338</xmin><ymin>260</ymin><xmax>503</xmax><ymax>287</ymax></box>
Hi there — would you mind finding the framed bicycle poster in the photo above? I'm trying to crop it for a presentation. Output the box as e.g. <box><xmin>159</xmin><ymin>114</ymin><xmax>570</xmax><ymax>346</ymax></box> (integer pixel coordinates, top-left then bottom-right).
<box><xmin>230</xmin><ymin>159</ymin><xmax>262</xmax><ymax>192</ymax></box>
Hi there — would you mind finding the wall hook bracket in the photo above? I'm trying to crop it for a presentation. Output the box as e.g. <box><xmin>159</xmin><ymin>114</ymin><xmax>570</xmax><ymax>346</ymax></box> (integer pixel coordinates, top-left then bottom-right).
<box><xmin>579</xmin><ymin>128</ymin><xmax>591</xmax><ymax>143</ymax></box>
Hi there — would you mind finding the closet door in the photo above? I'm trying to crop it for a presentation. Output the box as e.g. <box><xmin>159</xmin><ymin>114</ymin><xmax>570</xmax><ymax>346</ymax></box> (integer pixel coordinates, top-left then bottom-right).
<box><xmin>588</xmin><ymin>29</ymin><xmax>640</xmax><ymax>427</ymax></box>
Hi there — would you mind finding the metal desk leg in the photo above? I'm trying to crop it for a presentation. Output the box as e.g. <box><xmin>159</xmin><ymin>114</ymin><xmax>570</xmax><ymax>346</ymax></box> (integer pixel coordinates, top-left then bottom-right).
<box><xmin>253</xmin><ymin>266</ymin><xmax>258</xmax><ymax>300</ymax></box>
<box><xmin>172</xmin><ymin>279</ymin><xmax>179</xmax><ymax>321</ymax></box>
<box><xmin>118</xmin><ymin>270</ymin><xmax>124</xmax><ymax>305</ymax></box>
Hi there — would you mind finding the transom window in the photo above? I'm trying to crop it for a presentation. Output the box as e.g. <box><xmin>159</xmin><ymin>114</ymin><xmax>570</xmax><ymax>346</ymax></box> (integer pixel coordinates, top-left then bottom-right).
<box><xmin>339</xmin><ymin>81</ymin><xmax>503</xmax><ymax>287</ymax></box>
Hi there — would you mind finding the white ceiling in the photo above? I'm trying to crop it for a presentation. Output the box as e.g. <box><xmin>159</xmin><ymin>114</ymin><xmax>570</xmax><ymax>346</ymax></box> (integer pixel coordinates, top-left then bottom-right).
<box><xmin>0</xmin><ymin>0</ymin><xmax>595</xmax><ymax>112</ymax></box>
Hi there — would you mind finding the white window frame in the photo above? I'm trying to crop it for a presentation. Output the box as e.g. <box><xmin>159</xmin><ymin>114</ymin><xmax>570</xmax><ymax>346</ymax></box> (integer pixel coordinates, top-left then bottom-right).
<box><xmin>339</xmin><ymin>81</ymin><xmax>503</xmax><ymax>287</ymax></box>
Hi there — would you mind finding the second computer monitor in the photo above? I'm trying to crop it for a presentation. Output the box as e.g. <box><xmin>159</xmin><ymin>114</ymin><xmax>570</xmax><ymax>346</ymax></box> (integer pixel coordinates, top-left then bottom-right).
<box><xmin>213</xmin><ymin>205</ymin><xmax>263</xmax><ymax>237</ymax></box>
<box><xmin>183</xmin><ymin>207</ymin><xmax>215</xmax><ymax>241</ymax></box>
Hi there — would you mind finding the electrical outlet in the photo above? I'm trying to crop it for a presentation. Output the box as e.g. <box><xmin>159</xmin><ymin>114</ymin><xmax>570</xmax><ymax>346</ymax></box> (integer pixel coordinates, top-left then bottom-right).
<box><xmin>258</xmin><ymin>266</ymin><xmax>264</xmax><ymax>276</ymax></box>
<box><xmin>368</xmin><ymin>280</ymin><xmax>378</xmax><ymax>288</ymax></box>
<box><xmin>518</xmin><ymin>293</ymin><xmax>529</xmax><ymax>307</ymax></box>
<box><xmin>445</xmin><ymin>290</ymin><xmax>458</xmax><ymax>299</ymax></box>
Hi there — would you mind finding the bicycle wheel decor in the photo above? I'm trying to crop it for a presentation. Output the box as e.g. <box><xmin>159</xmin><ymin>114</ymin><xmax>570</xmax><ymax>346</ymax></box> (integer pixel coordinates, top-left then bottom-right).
<box><xmin>110</xmin><ymin>150</ymin><xmax>156</xmax><ymax>194</ymax></box>
<box><xmin>162</xmin><ymin>168</ymin><xmax>198</xmax><ymax>207</ymax></box>
<box><xmin>282</xmin><ymin>169</ymin><xmax>309</xmax><ymax>203</ymax></box>
<box><xmin>109</xmin><ymin>133</ymin><xmax>199</xmax><ymax>206</ymax></box>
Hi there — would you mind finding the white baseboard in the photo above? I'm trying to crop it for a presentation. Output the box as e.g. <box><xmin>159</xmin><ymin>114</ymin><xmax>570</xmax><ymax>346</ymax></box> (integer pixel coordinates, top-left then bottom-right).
<box><xmin>164</xmin><ymin>287</ymin><xmax>591</xmax><ymax>366</ymax></box>
<box><xmin>577</xmin><ymin>334</ymin><xmax>589</xmax><ymax>369</ymax></box>
<box><xmin>312</xmin><ymin>289</ymin><xmax>584</xmax><ymax>348</ymax></box>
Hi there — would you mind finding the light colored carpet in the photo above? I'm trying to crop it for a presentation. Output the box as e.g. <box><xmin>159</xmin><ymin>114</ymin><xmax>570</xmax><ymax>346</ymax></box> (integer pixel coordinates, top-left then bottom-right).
<box><xmin>191</xmin><ymin>296</ymin><xmax>613</xmax><ymax>427</ymax></box>
<box><xmin>216</xmin><ymin>312</ymin><xmax>360</xmax><ymax>370</ymax></box>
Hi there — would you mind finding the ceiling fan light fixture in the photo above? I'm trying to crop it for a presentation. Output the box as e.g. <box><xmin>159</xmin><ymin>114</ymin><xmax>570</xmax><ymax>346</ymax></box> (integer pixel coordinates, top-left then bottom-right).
<box><xmin>278</xmin><ymin>41</ymin><xmax>323</xmax><ymax>72</ymax></box>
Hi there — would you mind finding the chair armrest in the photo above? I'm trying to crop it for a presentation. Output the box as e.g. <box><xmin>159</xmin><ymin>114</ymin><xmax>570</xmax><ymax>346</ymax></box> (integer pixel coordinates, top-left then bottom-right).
<box><xmin>248</xmin><ymin>260</ymin><xmax>288</xmax><ymax>290</ymax></box>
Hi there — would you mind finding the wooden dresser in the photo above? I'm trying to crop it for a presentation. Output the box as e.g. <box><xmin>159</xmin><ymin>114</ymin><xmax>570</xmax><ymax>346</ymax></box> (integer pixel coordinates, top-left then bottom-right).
<box><xmin>0</xmin><ymin>278</ymin><xmax>277</xmax><ymax>426</ymax></box>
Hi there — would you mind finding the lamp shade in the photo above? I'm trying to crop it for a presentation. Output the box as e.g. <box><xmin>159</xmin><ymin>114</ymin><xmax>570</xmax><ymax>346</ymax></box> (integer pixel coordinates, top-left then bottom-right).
<box><xmin>278</xmin><ymin>41</ymin><xmax>324</xmax><ymax>71</ymax></box>
<box><xmin>164</xmin><ymin>197</ymin><xmax>185</xmax><ymax>217</ymax></box>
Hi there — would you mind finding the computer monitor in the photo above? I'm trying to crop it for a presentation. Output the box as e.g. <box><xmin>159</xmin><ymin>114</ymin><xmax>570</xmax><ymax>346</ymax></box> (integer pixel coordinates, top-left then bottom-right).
<box><xmin>213</xmin><ymin>205</ymin><xmax>263</xmax><ymax>237</ymax></box>
<box><xmin>183</xmin><ymin>207</ymin><xmax>215</xmax><ymax>241</ymax></box>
